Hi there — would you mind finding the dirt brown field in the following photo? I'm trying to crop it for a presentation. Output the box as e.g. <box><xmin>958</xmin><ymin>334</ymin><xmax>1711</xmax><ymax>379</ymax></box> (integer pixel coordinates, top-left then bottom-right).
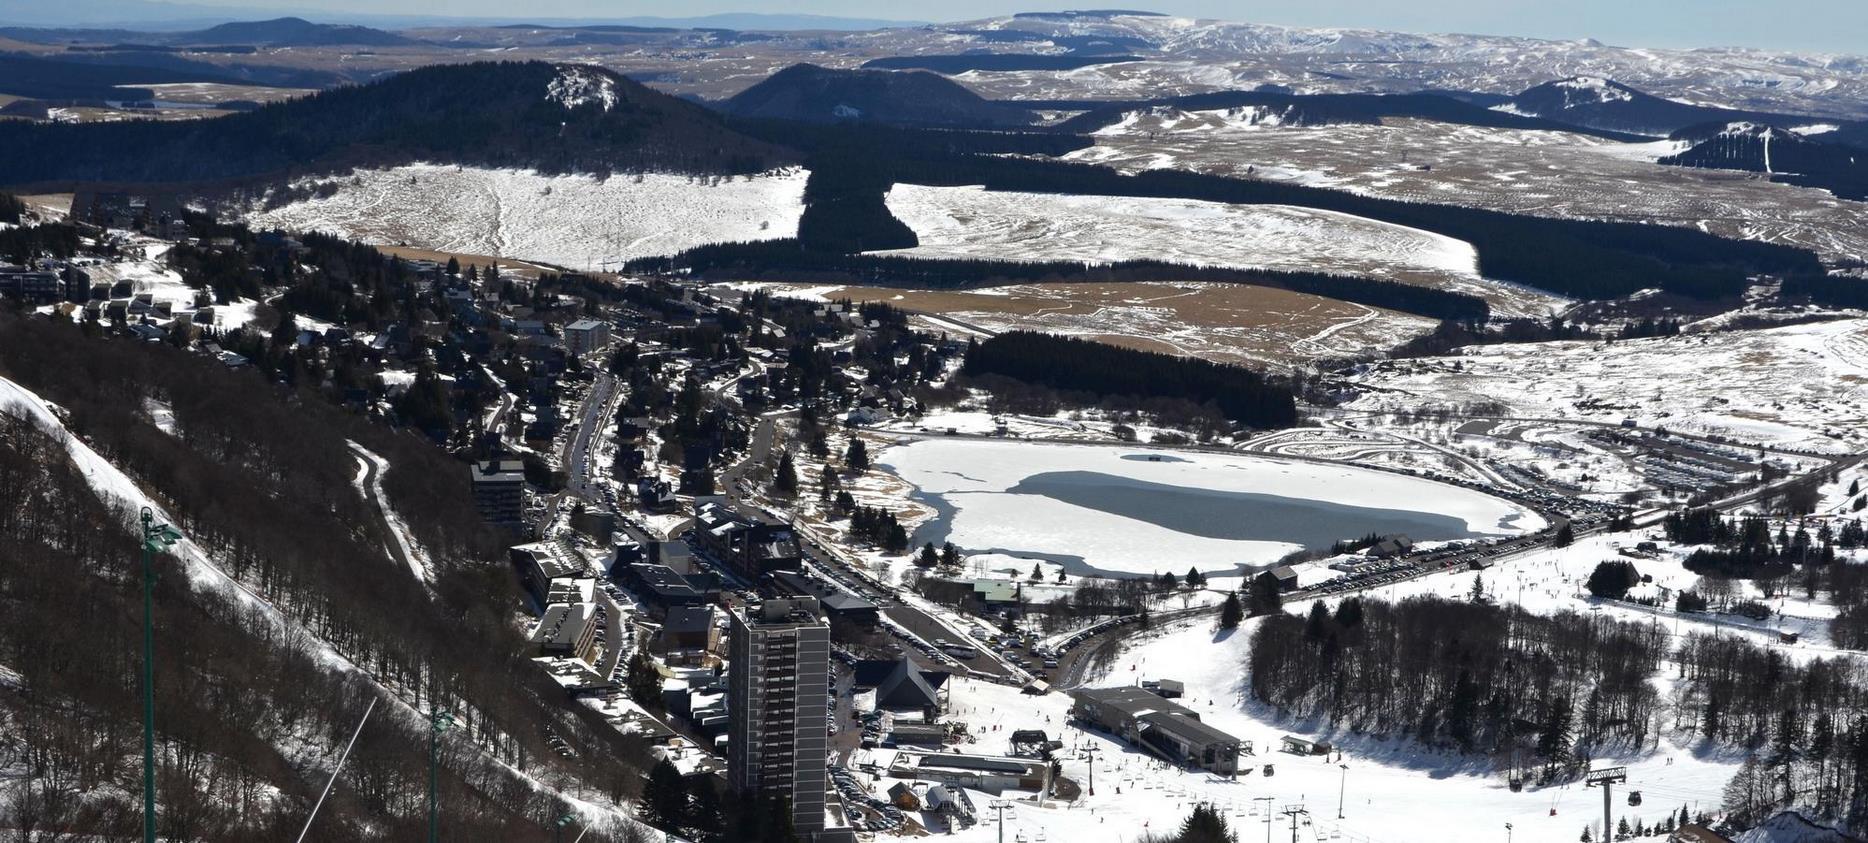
<box><xmin>736</xmin><ymin>281</ymin><xmax>1435</xmax><ymax>369</ymax></box>
<box><xmin>16</xmin><ymin>194</ymin><xmax>73</xmax><ymax>216</ymax></box>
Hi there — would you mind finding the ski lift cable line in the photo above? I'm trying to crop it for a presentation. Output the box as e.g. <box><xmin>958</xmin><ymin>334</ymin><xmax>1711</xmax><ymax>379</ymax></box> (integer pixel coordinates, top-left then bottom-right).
<box><xmin>295</xmin><ymin>695</ymin><xmax>379</xmax><ymax>843</ymax></box>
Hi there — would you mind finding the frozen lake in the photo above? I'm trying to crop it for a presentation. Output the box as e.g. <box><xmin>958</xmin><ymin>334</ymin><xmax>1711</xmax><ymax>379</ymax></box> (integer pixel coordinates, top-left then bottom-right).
<box><xmin>880</xmin><ymin>439</ymin><xmax>1543</xmax><ymax>578</ymax></box>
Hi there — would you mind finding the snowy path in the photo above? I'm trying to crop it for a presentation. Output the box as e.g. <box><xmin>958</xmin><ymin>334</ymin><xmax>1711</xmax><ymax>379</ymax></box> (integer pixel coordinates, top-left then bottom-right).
<box><xmin>346</xmin><ymin>440</ymin><xmax>433</xmax><ymax>589</ymax></box>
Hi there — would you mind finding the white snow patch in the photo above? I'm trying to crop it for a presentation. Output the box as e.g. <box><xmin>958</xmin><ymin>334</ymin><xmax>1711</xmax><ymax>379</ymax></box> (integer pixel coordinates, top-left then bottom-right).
<box><xmin>546</xmin><ymin>65</ymin><xmax>617</xmax><ymax>111</ymax></box>
<box><xmin>245</xmin><ymin>164</ymin><xmax>808</xmax><ymax>269</ymax></box>
<box><xmin>876</xmin><ymin>183</ymin><xmax>1486</xmax><ymax>281</ymax></box>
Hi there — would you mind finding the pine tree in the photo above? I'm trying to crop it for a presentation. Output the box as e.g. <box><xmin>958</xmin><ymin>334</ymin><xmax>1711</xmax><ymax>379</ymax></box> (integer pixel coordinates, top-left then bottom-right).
<box><xmin>917</xmin><ymin>542</ymin><xmax>938</xmax><ymax>569</ymax></box>
<box><xmin>1616</xmin><ymin>817</ymin><xmax>1631</xmax><ymax>840</ymax></box>
<box><xmin>846</xmin><ymin>437</ymin><xmax>870</xmax><ymax>472</ymax></box>
<box><xmin>1219</xmin><ymin>593</ymin><xmax>1243</xmax><ymax>630</ymax></box>
<box><xmin>1469</xmin><ymin>573</ymin><xmax>1486</xmax><ymax>602</ymax></box>
<box><xmin>939</xmin><ymin>542</ymin><xmax>960</xmax><ymax>572</ymax></box>
<box><xmin>1175</xmin><ymin>802</ymin><xmax>1236</xmax><ymax>843</ymax></box>
<box><xmin>1186</xmin><ymin>566</ymin><xmax>1205</xmax><ymax>588</ymax></box>
<box><xmin>1537</xmin><ymin>696</ymin><xmax>1574</xmax><ymax>771</ymax></box>
<box><xmin>1304</xmin><ymin>602</ymin><xmax>1331</xmax><ymax>641</ymax></box>
<box><xmin>1554</xmin><ymin>522</ymin><xmax>1576</xmax><ymax>547</ymax></box>
<box><xmin>1030</xmin><ymin>562</ymin><xmax>1044</xmax><ymax>582</ymax></box>
<box><xmin>689</xmin><ymin>778</ymin><xmax>724</xmax><ymax>838</ymax></box>
<box><xmin>1333</xmin><ymin>597</ymin><xmax>1364</xmax><ymax>629</ymax></box>
<box><xmin>774</xmin><ymin>450</ymin><xmax>798</xmax><ymax>495</ymax></box>
<box><xmin>1447</xmin><ymin>669</ymin><xmax>1480</xmax><ymax>751</ymax></box>
<box><xmin>627</xmin><ymin>651</ymin><xmax>665</xmax><ymax>712</ymax></box>
<box><xmin>640</xmin><ymin>757</ymin><xmax>689</xmax><ymax>830</ymax></box>
<box><xmin>1248</xmin><ymin>571</ymin><xmax>1283</xmax><ymax>615</ymax></box>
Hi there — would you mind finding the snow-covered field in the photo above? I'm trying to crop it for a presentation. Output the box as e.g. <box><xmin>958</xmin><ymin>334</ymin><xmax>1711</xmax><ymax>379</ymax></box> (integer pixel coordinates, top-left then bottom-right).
<box><xmin>1345</xmin><ymin>317</ymin><xmax>1868</xmax><ymax>454</ymax></box>
<box><xmin>1066</xmin><ymin>117</ymin><xmax>1868</xmax><ymax>267</ymax></box>
<box><xmin>878</xmin><ymin>438</ymin><xmax>1544</xmax><ymax>577</ymax></box>
<box><xmin>874</xmin><ymin>184</ymin><xmax>1565</xmax><ymax>317</ymax></box>
<box><xmin>244</xmin><ymin>164</ymin><xmax>809</xmax><ymax>269</ymax></box>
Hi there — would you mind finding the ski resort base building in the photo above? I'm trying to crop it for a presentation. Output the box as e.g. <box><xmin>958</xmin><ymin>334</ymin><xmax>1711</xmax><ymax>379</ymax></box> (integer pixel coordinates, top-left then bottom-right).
<box><xmin>1070</xmin><ymin>685</ymin><xmax>1248</xmax><ymax>774</ymax></box>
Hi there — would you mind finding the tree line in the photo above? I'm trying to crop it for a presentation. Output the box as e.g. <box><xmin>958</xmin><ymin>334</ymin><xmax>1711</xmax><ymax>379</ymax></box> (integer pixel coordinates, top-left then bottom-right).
<box><xmin>758</xmin><ymin>139</ymin><xmax>1821</xmax><ymax>303</ymax></box>
<box><xmin>1249</xmin><ymin>596</ymin><xmax>1666</xmax><ymax>780</ymax></box>
<box><xmin>1248</xmin><ymin>593</ymin><xmax>1868</xmax><ymax>831</ymax></box>
<box><xmin>632</xmin><ymin>241</ymin><xmax>1491</xmax><ymax>322</ymax></box>
<box><xmin>963</xmin><ymin>331</ymin><xmax>1299</xmax><ymax>429</ymax></box>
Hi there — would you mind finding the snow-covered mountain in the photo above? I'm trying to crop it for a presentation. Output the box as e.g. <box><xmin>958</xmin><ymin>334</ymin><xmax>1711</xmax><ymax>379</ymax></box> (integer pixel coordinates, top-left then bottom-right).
<box><xmin>1503</xmin><ymin>75</ymin><xmax>1868</xmax><ymax>137</ymax></box>
<box><xmin>850</xmin><ymin>12</ymin><xmax>1868</xmax><ymax>120</ymax></box>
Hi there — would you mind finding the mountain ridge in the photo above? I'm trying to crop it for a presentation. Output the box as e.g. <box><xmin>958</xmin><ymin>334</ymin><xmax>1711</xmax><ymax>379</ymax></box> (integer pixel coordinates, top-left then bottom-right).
<box><xmin>720</xmin><ymin>63</ymin><xmax>1037</xmax><ymax>128</ymax></box>
<box><xmin>0</xmin><ymin>61</ymin><xmax>796</xmax><ymax>187</ymax></box>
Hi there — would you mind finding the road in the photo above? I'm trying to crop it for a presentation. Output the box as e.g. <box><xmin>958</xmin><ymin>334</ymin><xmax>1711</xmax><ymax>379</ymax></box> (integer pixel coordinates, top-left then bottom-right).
<box><xmin>346</xmin><ymin>440</ymin><xmax>427</xmax><ymax>587</ymax></box>
<box><xmin>709</xmin><ymin>409</ymin><xmax>1029</xmax><ymax>683</ymax></box>
<box><xmin>564</xmin><ymin>372</ymin><xmax>618</xmax><ymax>500</ymax></box>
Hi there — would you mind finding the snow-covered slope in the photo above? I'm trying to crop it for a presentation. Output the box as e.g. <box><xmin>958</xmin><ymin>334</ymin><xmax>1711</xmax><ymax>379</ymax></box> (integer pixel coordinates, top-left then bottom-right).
<box><xmin>244</xmin><ymin>164</ymin><xmax>809</xmax><ymax>269</ymax></box>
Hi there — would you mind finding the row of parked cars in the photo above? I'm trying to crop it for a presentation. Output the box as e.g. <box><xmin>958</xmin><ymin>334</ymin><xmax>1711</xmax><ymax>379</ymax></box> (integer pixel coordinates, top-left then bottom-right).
<box><xmin>1308</xmin><ymin>527</ymin><xmax>1563</xmax><ymax>596</ymax></box>
<box><xmin>829</xmin><ymin>765</ymin><xmax>905</xmax><ymax>833</ymax></box>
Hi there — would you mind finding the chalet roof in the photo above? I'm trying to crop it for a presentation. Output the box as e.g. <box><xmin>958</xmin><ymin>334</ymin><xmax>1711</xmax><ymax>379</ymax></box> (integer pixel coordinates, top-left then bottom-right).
<box><xmin>852</xmin><ymin>658</ymin><xmax>949</xmax><ymax>692</ymax></box>
<box><xmin>875</xmin><ymin>659</ymin><xmax>942</xmax><ymax>711</ymax></box>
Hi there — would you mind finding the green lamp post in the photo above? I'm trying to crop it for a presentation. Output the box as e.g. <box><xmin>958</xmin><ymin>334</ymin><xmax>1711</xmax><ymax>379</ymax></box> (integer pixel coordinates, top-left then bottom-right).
<box><xmin>139</xmin><ymin>508</ymin><xmax>182</xmax><ymax>843</ymax></box>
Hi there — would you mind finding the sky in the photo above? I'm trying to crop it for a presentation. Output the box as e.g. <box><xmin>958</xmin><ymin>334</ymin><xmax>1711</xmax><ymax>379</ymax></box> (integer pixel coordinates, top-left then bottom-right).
<box><xmin>188</xmin><ymin>0</ymin><xmax>1868</xmax><ymax>53</ymax></box>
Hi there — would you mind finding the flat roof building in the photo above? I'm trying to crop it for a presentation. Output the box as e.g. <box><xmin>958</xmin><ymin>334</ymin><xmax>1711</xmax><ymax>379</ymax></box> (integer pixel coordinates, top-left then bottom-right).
<box><xmin>565</xmin><ymin>318</ymin><xmax>612</xmax><ymax>357</ymax></box>
<box><xmin>472</xmin><ymin>460</ymin><xmax>527</xmax><ymax>534</ymax></box>
<box><xmin>529</xmin><ymin>602</ymin><xmax>599</xmax><ymax>663</ymax></box>
<box><xmin>728</xmin><ymin>598</ymin><xmax>830</xmax><ymax>835</ymax></box>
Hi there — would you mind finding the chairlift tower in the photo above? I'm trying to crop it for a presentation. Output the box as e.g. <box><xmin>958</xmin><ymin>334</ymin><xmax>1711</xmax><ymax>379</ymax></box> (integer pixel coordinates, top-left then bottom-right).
<box><xmin>1585</xmin><ymin>765</ymin><xmax>1628</xmax><ymax>843</ymax></box>
<box><xmin>1282</xmin><ymin>804</ymin><xmax>1310</xmax><ymax>843</ymax></box>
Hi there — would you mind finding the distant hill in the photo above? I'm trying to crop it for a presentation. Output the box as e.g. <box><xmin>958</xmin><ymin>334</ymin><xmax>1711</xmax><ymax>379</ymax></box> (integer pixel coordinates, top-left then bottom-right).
<box><xmin>1661</xmin><ymin>122</ymin><xmax>1868</xmax><ymax>201</ymax></box>
<box><xmin>720</xmin><ymin>63</ymin><xmax>1037</xmax><ymax>129</ymax></box>
<box><xmin>0</xmin><ymin>61</ymin><xmax>795</xmax><ymax>187</ymax></box>
<box><xmin>0</xmin><ymin>52</ymin><xmax>245</xmax><ymax>100</ymax></box>
<box><xmin>1506</xmin><ymin>76</ymin><xmax>1868</xmax><ymax>142</ymax></box>
<box><xmin>185</xmin><ymin>16</ymin><xmax>415</xmax><ymax>47</ymax></box>
<box><xmin>1051</xmin><ymin>88</ymin><xmax>1646</xmax><ymax>140</ymax></box>
<box><xmin>861</xmin><ymin>54</ymin><xmax>1144</xmax><ymax>74</ymax></box>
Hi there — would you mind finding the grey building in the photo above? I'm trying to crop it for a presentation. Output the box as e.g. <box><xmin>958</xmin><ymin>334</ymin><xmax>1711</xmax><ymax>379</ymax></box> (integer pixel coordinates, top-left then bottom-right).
<box><xmin>472</xmin><ymin>460</ymin><xmax>527</xmax><ymax>534</ymax></box>
<box><xmin>1070</xmin><ymin>685</ymin><xmax>1247</xmax><ymax>774</ymax></box>
<box><xmin>564</xmin><ymin>318</ymin><xmax>612</xmax><ymax>357</ymax></box>
<box><xmin>729</xmin><ymin>598</ymin><xmax>830</xmax><ymax>835</ymax></box>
